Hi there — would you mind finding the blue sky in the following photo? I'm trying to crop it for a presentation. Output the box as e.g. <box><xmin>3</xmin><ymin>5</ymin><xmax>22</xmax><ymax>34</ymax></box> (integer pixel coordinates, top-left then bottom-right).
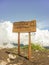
<box><xmin>0</xmin><ymin>0</ymin><xmax>49</xmax><ymax>30</ymax></box>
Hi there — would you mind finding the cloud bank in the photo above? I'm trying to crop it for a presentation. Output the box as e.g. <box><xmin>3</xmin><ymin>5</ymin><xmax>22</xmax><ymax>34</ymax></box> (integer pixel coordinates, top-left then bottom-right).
<box><xmin>0</xmin><ymin>21</ymin><xmax>49</xmax><ymax>48</ymax></box>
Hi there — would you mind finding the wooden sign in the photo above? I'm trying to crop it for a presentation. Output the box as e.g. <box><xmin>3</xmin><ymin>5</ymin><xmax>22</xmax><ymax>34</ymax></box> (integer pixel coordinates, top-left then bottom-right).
<box><xmin>13</xmin><ymin>20</ymin><xmax>36</xmax><ymax>60</ymax></box>
<box><xmin>13</xmin><ymin>20</ymin><xmax>36</xmax><ymax>32</ymax></box>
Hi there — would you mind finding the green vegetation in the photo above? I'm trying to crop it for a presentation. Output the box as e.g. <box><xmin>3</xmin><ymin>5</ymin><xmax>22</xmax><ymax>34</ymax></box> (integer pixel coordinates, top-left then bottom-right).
<box><xmin>31</xmin><ymin>44</ymin><xmax>45</xmax><ymax>51</ymax></box>
<box><xmin>5</xmin><ymin>43</ymin><xmax>47</xmax><ymax>52</ymax></box>
<box><xmin>22</xmin><ymin>43</ymin><xmax>45</xmax><ymax>51</ymax></box>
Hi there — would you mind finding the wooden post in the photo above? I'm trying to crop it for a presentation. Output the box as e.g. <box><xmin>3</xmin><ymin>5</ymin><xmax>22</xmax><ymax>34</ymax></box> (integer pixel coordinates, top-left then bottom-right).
<box><xmin>28</xmin><ymin>32</ymin><xmax>31</xmax><ymax>60</ymax></box>
<box><xmin>18</xmin><ymin>32</ymin><xmax>20</xmax><ymax>55</ymax></box>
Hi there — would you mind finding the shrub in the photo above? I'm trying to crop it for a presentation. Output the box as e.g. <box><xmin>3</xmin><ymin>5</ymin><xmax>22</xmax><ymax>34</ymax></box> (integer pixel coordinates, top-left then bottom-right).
<box><xmin>22</xmin><ymin>43</ymin><xmax>45</xmax><ymax>51</ymax></box>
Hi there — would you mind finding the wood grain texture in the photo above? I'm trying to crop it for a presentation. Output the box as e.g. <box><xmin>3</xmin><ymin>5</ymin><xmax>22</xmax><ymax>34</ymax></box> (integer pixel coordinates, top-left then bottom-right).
<box><xmin>13</xmin><ymin>20</ymin><xmax>36</xmax><ymax>32</ymax></box>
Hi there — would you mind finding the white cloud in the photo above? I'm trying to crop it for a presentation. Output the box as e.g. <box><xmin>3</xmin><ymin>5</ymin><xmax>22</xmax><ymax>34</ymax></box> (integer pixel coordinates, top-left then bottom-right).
<box><xmin>32</xmin><ymin>28</ymin><xmax>49</xmax><ymax>46</ymax></box>
<box><xmin>37</xmin><ymin>20</ymin><xmax>49</xmax><ymax>29</ymax></box>
<box><xmin>0</xmin><ymin>21</ymin><xmax>49</xmax><ymax>48</ymax></box>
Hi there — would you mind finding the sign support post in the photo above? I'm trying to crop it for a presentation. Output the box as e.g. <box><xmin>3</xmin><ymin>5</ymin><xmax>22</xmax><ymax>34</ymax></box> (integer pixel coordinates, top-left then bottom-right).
<box><xmin>18</xmin><ymin>32</ymin><xmax>20</xmax><ymax>55</ymax></box>
<box><xmin>28</xmin><ymin>32</ymin><xmax>31</xmax><ymax>60</ymax></box>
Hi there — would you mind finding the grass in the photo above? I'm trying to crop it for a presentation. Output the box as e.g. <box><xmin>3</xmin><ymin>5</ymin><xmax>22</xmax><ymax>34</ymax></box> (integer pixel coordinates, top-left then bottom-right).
<box><xmin>22</xmin><ymin>43</ymin><xmax>45</xmax><ymax>51</ymax></box>
<box><xmin>5</xmin><ymin>43</ymin><xmax>47</xmax><ymax>52</ymax></box>
<box><xmin>31</xmin><ymin>43</ymin><xmax>44</xmax><ymax>51</ymax></box>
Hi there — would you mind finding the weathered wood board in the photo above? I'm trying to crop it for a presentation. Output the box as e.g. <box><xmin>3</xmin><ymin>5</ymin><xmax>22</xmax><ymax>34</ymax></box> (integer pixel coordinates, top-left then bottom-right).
<box><xmin>13</xmin><ymin>20</ymin><xmax>36</xmax><ymax>32</ymax></box>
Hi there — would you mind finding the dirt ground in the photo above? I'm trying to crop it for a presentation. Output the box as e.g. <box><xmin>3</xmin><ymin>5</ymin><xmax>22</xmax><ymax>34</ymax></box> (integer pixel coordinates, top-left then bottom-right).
<box><xmin>0</xmin><ymin>48</ymin><xmax>49</xmax><ymax>65</ymax></box>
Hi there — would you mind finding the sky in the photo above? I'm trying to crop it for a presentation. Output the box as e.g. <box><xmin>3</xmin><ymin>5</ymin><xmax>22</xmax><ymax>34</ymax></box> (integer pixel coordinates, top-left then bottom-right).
<box><xmin>0</xmin><ymin>0</ymin><xmax>49</xmax><ymax>30</ymax></box>
<box><xmin>0</xmin><ymin>0</ymin><xmax>49</xmax><ymax>47</ymax></box>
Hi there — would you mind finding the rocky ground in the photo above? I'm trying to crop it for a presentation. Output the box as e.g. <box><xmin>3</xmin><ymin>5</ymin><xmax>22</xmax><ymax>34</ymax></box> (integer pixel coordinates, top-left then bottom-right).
<box><xmin>0</xmin><ymin>48</ymin><xmax>49</xmax><ymax>65</ymax></box>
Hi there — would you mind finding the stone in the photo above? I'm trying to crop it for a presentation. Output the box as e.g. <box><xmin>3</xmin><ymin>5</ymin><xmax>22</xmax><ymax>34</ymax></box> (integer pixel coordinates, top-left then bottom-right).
<box><xmin>7</xmin><ymin>58</ymin><xmax>10</xmax><ymax>62</ymax></box>
<box><xmin>0</xmin><ymin>61</ymin><xmax>7</xmax><ymax>65</ymax></box>
<box><xmin>8</xmin><ymin>54</ymin><xmax>16</xmax><ymax>60</ymax></box>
